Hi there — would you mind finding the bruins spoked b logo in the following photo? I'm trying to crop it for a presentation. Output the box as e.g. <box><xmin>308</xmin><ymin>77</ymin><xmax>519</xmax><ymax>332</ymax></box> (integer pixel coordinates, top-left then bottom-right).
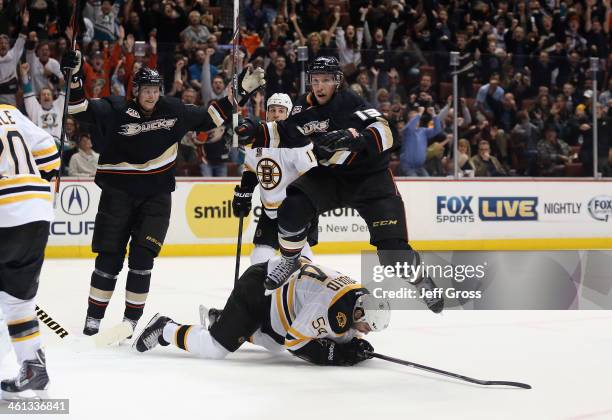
<box><xmin>256</xmin><ymin>158</ymin><xmax>282</xmax><ymax>190</ymax></box>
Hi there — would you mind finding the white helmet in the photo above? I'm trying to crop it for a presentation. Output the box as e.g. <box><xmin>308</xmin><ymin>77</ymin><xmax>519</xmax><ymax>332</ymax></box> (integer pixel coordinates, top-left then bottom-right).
<box><xmin>353</xmin><ymin>293</ymin><xmax>391</xmax><ymax>332</ymax></box>
<box><xmin>266</xmin><ymin>93</ymin><xmax>293</xmax><ymax>115</ymax></box>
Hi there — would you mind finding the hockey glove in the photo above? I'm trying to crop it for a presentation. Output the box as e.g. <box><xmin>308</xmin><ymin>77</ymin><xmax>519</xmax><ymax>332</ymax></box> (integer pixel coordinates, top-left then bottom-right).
<box><xmin>237</xmin><ymin>66</ymin><xmax>266</xmax><ymax>106</ymax></box>
<box><xmin>236</xmin><ymin>118</ymin><xmax>258</xmax><ymax>140</ymax></box>
<box><xmin>315</xmin><ymin>129</ymin><xmax>367</xmax><ymax>156</ymax></box>
<box><xmin>290</xmin><ymin>337</ymin><xmax>374</xmax><ymax>366</ymax></box>
<box><xmin>341</xmin><ymin>337</ymin><xmax>374</xmax><ymax>365</ymax></box>
<box><xmin>232</xmin><ymin>185</ymin><xmax>254</xmax><ymax>218</ymax></box>
<box><xmin>61</xmin><ymin>50</ymin><xmax>82</xmax><ymax>75</ymax></box>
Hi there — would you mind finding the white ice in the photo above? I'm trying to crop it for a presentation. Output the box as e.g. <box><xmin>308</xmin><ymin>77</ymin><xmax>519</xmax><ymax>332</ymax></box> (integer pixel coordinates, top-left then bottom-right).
<box><xmin>2</xmin><ymin>255</ymin><xmax>612</xmax><ymax>420</ymax></box>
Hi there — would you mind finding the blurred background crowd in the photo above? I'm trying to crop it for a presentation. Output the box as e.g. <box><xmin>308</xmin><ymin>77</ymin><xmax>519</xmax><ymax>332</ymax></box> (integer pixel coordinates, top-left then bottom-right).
<box><xmin>0</xmin><ymin>0</ymin><xmax>611</xmax><ymax>177</ymax></box>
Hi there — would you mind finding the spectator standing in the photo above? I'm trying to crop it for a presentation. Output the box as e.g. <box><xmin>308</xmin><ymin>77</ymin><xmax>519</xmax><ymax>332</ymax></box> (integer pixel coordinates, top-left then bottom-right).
<box><xmin>0</xmin><ymin>9</ymin><xmax>27</xmax><ymax>106</ymax></box>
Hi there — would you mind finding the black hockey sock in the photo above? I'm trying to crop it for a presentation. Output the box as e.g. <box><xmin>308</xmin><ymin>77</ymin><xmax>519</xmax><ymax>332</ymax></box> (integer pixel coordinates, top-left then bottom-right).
<box><xmin>124</xmin><ymin>268</ymin><xmax>151</xmax><ymax>321</ymax></box>
<box><xmin>87</xmin><ymin>269</ymin><xmax>118</xmax><ymax>319</ymax></box>
<box><xmin>278</xmin><ymin>225</ymin><xmax>308</xmax><ymax>258</ymax></box>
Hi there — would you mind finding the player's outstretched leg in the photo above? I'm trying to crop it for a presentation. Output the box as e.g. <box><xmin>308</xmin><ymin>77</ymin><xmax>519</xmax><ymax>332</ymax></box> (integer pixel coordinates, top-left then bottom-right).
<box><xmin>1</xmin><ymin>348</ymin><xmax>49</xmax><ymax>400</ymax></box>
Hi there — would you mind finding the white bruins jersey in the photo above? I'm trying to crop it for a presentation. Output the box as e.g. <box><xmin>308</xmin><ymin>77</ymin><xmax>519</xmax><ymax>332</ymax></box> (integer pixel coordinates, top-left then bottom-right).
<box><xmin>268</xmin><ymin>260</ymin><xmax>366</xmax><ymax>351</ymax></box>
<box><xmin>244</xmin><ymin>122</ymin><xmax>317</xmax><ymax>219</ymax></box>
<box><xmin>0</xmin><ymin>104</ymin><xmax>60</xmax><ymax>227</ymax></box>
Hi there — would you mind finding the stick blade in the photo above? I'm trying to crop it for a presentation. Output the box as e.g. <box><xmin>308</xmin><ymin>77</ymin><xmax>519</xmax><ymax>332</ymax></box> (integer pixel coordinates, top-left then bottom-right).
<box><xmin>483</xmin><ymin>381</ymin><xmax>532</xmax><ymax>389</ymax></box>
<box><xmin>93</xmin><ymin>321</ymin><xmax>133</xmax><ymax>347</ymax></box>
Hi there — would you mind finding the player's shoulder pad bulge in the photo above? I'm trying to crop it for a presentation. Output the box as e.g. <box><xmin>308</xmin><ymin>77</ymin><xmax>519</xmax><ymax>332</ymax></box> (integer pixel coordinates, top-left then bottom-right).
<box><xmin>327</xmin><ymin>287</ymin><xmax>369</xmax><ymax>334</ymax></box>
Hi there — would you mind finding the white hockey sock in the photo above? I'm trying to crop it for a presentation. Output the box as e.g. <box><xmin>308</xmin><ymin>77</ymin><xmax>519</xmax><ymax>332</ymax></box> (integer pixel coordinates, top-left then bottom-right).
<box><xmin>163</xmin><ymin>323</ymin><xmax>229</xmax><ymax>359</ymax></box>
<box><xmin>301</xmin><ymin>243</ymin><xmax>314</xmax><ymax>261</ymax></box>
<box><xmin>0</xmin><ymin>292</ymin><xmax>41</xmax><ymax>363</ymax></box>
<box><xmin>250</xmin><ymin>245</ymin><xmax>276</xmax><ymax>264</ymax></box>
<box><xmin>249</xmin><ymin>329</ymin><xmax>284</xmax><ymax>353</ymax></box>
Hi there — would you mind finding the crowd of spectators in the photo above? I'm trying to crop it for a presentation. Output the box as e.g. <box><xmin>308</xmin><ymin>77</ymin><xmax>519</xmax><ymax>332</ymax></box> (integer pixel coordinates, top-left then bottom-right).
<box><xmin>0</xmin><ymin>0</ymin><xmax>611</xmax><ymax>177</ymax></box>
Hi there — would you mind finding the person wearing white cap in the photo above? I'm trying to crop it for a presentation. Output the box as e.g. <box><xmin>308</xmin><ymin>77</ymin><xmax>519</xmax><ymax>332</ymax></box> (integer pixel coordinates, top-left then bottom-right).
<box><xmin>232</xmin><ymin>93</ymin><xmax>319</xmax><ymax>265</ymax></box>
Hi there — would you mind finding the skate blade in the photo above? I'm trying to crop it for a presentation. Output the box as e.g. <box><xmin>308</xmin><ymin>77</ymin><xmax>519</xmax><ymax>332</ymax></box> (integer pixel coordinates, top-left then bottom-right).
<box><xmin>93</xmin><ymin>322</ymin><xmax>133</xmax><ymax>348</ymax></box>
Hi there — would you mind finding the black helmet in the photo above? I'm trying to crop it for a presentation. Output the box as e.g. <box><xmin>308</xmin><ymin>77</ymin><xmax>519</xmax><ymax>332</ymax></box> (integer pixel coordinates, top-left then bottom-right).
<box><xmin>307</xmin><ymin>56</ymin><xmax>343</xmax><ymax>87</ymax></box>
<box><xmin>133</xmin><ymin>67</ymin><xmax>164</xmax><ymax>95</ymax></box>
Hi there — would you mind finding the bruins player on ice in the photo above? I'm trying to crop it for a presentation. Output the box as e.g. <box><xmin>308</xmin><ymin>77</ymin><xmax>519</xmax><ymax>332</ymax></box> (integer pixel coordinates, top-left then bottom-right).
<box><xmin>61</xmin><ymin>51</ymin><xmax>265</xmax><ymax>336</ymax></box>
<box><xmin>134</xmin><ymin>258</ymin><xmax>390</xmax><ymax>366</ymax></box>
<box><xmin>233</xmin><ymin>93</ymin><xmax>319</xmax><ymax>264</ymax></box>
<box><xmin>238</xmin><ymin>57</ymin><xmax>443</xmax><ymax>313</ymax></box>
<box><xmin>0</xmin><ymin>104</ymin><xmax>60</xmax><ymax>398</ymax></box>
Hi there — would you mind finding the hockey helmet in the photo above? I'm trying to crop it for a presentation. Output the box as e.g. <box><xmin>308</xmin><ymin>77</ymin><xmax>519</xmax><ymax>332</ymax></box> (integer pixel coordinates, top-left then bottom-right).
<box><xmin>307</xmin><ymin>56</ymin><xmax>343</xmax><ymax>87</ymax></box>
<box><xmin>353</xmin><ymin>291</ymin><xmax>391</xmax><ymax>332</ymax></box>
<box><xmin>266</xmin><ymin>93</ymin><xmax>293</xmax><ymax>114</ymax></box>
<box><xmin>133</xmin><ymin>67</ymin><xmax>164</xmax><ymax>96</ymax></box>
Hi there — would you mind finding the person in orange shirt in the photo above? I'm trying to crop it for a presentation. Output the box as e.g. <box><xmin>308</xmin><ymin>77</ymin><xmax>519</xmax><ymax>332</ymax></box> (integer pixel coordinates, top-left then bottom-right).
<box><xmin>82</xmin><ymin>36</ymin><xmax>123</xmax><ymax>98</ymax></box>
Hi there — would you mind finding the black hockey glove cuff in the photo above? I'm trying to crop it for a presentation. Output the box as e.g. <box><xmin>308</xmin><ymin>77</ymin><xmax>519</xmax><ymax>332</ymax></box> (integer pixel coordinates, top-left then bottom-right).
<box><xmin>240</xmin><ymin>170</ymin><xmax>258</xmax><ymax>191</ymax></box>
<box><xmin>61</xmin><ymin>50</ymin><xmax>82</xmax><ymax>82</ymax></box>
<box><xmin>290</xmin><ymin>338</ymin><xmax>374</xmax><ymax>366</ymax></box>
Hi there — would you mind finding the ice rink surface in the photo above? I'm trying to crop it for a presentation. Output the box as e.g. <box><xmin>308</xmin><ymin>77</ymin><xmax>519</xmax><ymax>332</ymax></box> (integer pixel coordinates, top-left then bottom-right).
<box><xmin>1</xmin><ymin>255</ymin><xmax>612</xmax><ymax>420</ymax></box>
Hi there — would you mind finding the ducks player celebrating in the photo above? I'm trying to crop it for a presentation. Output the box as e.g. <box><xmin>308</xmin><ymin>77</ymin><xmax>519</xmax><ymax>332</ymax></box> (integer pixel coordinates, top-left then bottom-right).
<box><xmin>134</xmin><ymin>258</ymin><xmax>390</xmax><ymax>366</ymax></box>
<box><xmin>238</xmin><ymin>57</ymin><xmax>443</xmax><ymax>313</ymax></box>
<box><xmin>61</xmin><ymin>51</ymin><xmax>266</xmax><ymax>337</ymax></box>
<box><xmin>233</xmin><ymin>93</ymin><xmax>319</xmax><ymax>264</ymax></box>
<box><xmin>0</xmin><ymin>104</ymin><xmax>60</xmax><ymax>398</ymax></box>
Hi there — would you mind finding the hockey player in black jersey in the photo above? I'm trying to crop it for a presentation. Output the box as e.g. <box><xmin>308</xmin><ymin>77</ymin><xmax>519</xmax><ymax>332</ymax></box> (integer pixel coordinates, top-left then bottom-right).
<box><xmin>238</xmin><ymin>56</ymin><xmax>443</xmax><ymax>313</ymax></box>
<box><xmin>61</xmin><ymin>51</ymin><xmax>265</xmax><ymax>336</ymax></box>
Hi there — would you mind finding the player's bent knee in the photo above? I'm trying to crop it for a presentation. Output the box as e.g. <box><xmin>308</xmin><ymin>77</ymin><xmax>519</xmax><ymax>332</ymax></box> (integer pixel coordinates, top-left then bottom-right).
<box><xmin>95</xmin><ymin>253</ymin><xmax>125</xmax><ymax>276</ymax></box>
<box><xmin>278</xmin><ymin>190</ymin><xmax>316</xmax><ymax>226</ymax></box>
<box><xmin>128</xmin><ymin>246</ymin><xmax>155</xmax><ymax>270</ymax></box>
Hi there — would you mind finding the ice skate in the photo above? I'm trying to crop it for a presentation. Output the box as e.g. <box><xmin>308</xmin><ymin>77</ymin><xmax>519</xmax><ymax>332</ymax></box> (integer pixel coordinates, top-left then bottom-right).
<box><xmin>1</xmin><ymin>349</ymin><xmax>49</xmax><ymax>400</ymax></box>
<box><xmin>133</xmin><ymin>313</ymin><xmax>173</xmax><ymax>353</ymax></box>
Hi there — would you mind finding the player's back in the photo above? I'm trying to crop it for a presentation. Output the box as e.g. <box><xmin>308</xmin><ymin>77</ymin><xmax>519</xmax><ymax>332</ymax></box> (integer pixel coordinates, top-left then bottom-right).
<box><xmin>0</xmin><ymin>104</ymin><xmax>60</xmax><ymax>227</ymax></box>
<box><xmin>269</xmin><ymin>260</ymin><xmax>367</xmax><ymax>349</ymax></box>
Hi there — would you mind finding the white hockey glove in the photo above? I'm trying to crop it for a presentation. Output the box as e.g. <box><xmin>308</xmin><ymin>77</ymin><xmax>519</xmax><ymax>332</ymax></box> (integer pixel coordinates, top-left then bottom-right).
<box><xmin>237</xmin><ymin>66</ymin><xmax>265</xmax><ymax>106</ymax></box>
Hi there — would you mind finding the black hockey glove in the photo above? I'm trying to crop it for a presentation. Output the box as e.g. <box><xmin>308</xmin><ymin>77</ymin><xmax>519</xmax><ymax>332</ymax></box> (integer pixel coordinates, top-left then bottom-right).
<box><xmin>315</xmin><ymin>129</ymin><xmax>367</xmax><ymax>156</ymax></box>
<box><xmin>61</xmin><ymin>50</ymin><xmax>82</xmax><ymax>83</ymax></box>
<box><xmin>290</xmin><ymin>337</ymin><xmax>374</xmax><ymax>366</ymax></box>
<box><xmin>236</xmin><ymin>118</ymin><xmax>258</xmax><ymax>140</ymax></box>
<box><xmin>341</xmin><ymin>337</ymin><xmax>374</xmax><ymax>365</ymax></box>
<box><xmin>232</xmin><ymin>185</ymin><xmax>253</xmax><ymax>218</ymax></box>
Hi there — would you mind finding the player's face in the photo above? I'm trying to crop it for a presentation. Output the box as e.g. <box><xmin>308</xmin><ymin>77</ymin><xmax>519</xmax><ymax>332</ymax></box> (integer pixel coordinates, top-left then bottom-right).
<box><xmin>138</xmin><ymin>86</ymin><xmax>161</xmax><ymax>111</ymax></box>
<box><xmin>353</xmin><ymin>321</ymin><xmax>372</xmax><ymax>334</ymax></box>
<box><xmin>310</xmin><ymin>73</ymin><xmax>336</xmax><ymax>105</ymax></box>
<box><xmin>266</xmin><ymin>105</ymin><xmax>288</xmax><ymax>122</ymax></box>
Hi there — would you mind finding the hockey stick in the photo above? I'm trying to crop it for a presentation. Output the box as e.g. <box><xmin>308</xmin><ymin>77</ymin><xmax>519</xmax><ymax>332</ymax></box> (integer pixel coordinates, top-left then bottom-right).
<box><xmin>368</xmin><ymin>352</ymin><xmax>532</xmax><ymax>389</ymax></box>
<box><xmin>234</xmin><ymin>216</ymin><xmax>244</xmax><ymax>286</ymax></box>
<box><xmin>53</xmin><ymin>0</ymin><xmax>84</xmax><ymax>208</ymax></box>
<box><xmin>230</xmin><ymin>1</ymin><xmax>240</xmax><ymax>148</ymax></box>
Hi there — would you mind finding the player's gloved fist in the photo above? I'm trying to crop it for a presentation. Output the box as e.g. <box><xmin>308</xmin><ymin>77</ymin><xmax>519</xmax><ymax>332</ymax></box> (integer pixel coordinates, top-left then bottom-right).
<box><xmin>315</xmin><ymin>129</ymin><xmax>367</xmax><ymax>155</ymax></box>
<box><xmin>236</xmin><ymin>118</ymin><xmax>258</xmax><ymax>139</ymax></box>
<box><xmin>340</xmin><ymin>338</ymin><xmax>374</xmax><ymax>366</ymax></box>
<box><xmin>237</xmin><ymin>66</ymin><xmax>266</xmax><ymax>105</ymax></box>
<box><xmin>232</xmin><ymin>185</ymin><xmax>253</xmax><ymax>218</ymax></box>
<box><xmin>61</xmin><ymin>50</ymin><xmax>82</xmax><ymax>74</ymax></box>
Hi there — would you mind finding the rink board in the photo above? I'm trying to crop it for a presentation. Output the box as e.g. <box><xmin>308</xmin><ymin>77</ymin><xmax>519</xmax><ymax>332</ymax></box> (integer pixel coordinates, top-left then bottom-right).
<box><xmin>45</xmin><ymin>178</ymin><xmax>612</xmax><ymax>257</ymax></box>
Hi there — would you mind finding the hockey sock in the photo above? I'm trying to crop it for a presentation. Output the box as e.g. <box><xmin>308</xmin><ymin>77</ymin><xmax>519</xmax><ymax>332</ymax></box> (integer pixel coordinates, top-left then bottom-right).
<box><xmin>124</xmin><ymin>268</ymin><xmax>151</xmax><ymax>321</ymax></box>
<box><xmin>250</xmin><ymin>245</ymin><xmax>276</xmax><ymax>264</ymax></box>
<box><xmin>0</xmin><ymin>293</ymin><xmax>41</xmax><ymax>363</ymax></box>
<box><xmin>124</xmin><ymin>247</ymin><xmax>153</xmax><ymax>321</ymax></box>
<box><xmin>302</xmin><ymin>242</ymin><xmax>314</xmax><ymax>261</ymax></box>
<box><xmin>87</xmin><ymin>253</ymin><xmax>124</xmax><ymax>319</ymax></box>
<box><xmin>162</xmin><ymin>323</ymin><xmax>229</xmax><ymax>359</ymax></box>
<box><xmin>278</xmin><ymin>225</ymin><xmax>307</xmax><ymax>258</ymax></box>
